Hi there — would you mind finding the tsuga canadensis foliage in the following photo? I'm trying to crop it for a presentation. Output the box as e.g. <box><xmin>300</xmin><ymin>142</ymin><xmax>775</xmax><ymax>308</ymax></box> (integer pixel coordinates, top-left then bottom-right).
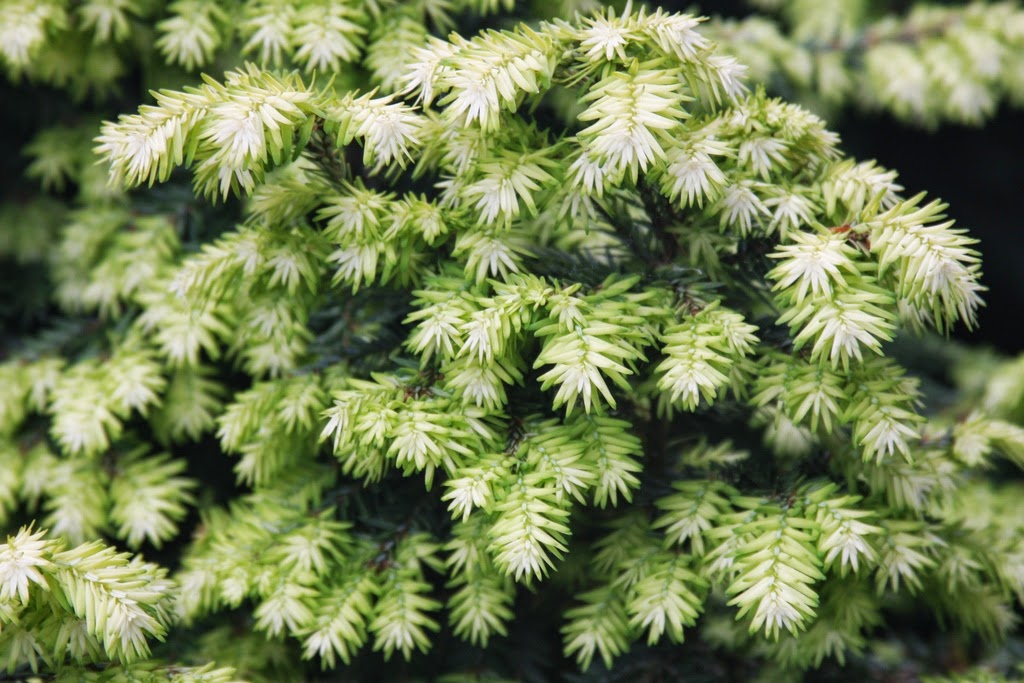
<box><xmin>2</xmin><ymin>1</ymin><xmax>1024</xmax><ymax>682</ymax></box>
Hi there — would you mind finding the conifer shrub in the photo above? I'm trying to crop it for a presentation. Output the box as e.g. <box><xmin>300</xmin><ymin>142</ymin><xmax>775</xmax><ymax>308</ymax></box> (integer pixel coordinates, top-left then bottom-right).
<box><xmin>2</xmin><ymin>1</ymin><xmax>1024</xmax><ymax>682</ymax></box>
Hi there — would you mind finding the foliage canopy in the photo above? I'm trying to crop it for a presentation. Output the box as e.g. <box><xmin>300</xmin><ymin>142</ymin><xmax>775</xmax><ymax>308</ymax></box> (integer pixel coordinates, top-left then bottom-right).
<box><xmin>3</xmin><ymin>1</ymin><xmax>1024</xmax><ymax>682</ymax></box>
